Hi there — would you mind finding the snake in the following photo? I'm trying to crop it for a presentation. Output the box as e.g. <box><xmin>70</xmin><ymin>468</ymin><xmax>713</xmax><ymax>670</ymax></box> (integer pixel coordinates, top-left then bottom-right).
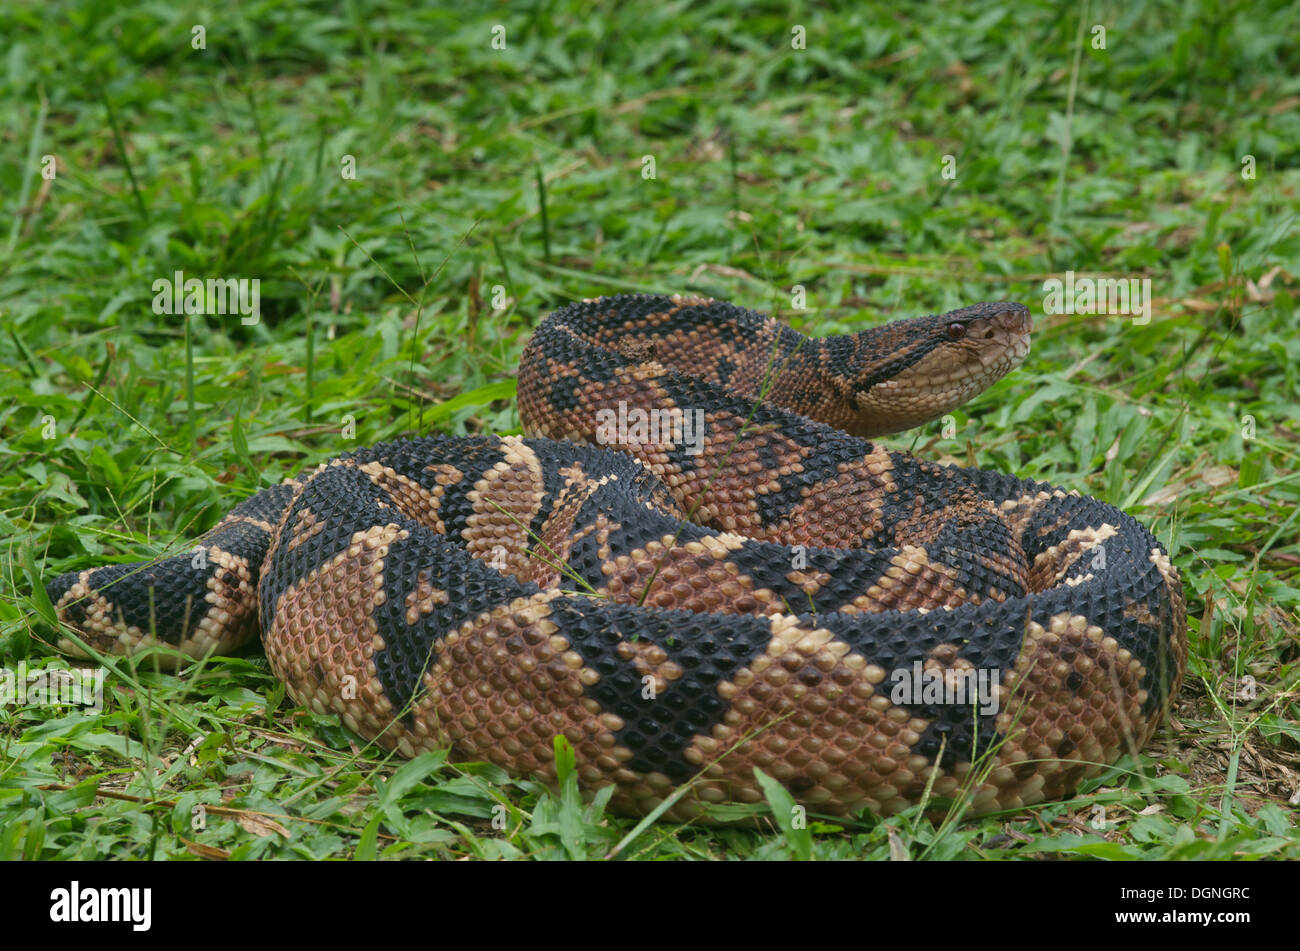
<box><xmin>45</xmin><ymin>294</ymin><xmax>1187</xmax><ymax>821</ymax></box>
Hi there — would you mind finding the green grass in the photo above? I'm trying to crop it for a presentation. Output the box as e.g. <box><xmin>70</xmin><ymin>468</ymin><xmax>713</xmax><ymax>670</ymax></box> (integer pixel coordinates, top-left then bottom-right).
<box><xmin>1</xmin><ymin>0</ymin><xmax>1298</xmax><ymax>860</ymax></box>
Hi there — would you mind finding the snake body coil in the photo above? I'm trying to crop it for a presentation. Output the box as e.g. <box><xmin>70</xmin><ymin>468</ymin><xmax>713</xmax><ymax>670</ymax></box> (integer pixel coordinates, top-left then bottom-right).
<box><xmin>46</xmin><ymin>295</ymin><xmax>1187</xmax><ymax>820</ymax></box>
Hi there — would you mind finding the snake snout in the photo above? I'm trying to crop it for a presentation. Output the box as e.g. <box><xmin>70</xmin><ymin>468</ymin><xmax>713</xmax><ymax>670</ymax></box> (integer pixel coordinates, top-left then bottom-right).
<box><xmin>979</xmin><ymin>302</ymin><xmax>1033</xmax><ymax>363</ymax></box>
<box><xmin>967</xmin><ymin>301</ymin><xmax>1031</xmax><ymax>340</ymax></box>
<box><xmin>990</xmin><ymin>302</ymin><xmax>1033</xmax><ymax>336</ymax></box>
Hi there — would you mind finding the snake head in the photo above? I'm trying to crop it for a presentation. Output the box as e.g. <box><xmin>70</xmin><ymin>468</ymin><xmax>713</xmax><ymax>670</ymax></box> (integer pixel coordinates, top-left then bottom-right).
<box><xmin>845</xmin><ymin>301</ymin><xmax>1033</xmax><ymax>438</ymax></box>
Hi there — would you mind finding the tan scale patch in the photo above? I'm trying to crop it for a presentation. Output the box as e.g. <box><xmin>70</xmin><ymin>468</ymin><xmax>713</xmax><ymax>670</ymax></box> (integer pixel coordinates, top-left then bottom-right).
<box><xmin>705</xmin><ymin>532</ymin><xmax>747</xmax><ymax>553</ymax></box>
<box><xmin>850</xmin><ymin>545</ymin><xmax>970</xmax><ymax>612</ymax></box>
<box><xmin>996</xmin><ymin>488</ymin><xmax>1070</xmax><ymax>540</ymax></box>
<box><xmin>191</xmin><ymin>545</ymin><xmax>259</xmax><ymax>656</ymax></box>
<box><xmin>287</xmin><ymin>507</ymin><xmax>325</xmax><ymax>551</ymax></box>
<box><xmin>404</xmin><ymin>570</ymin><xmax>450</xmax><ymax>625</ymax></box>
<box><xmin>1122</xmin><ymin>600</ymin><xmax>1159</xmax><ymax>625</ymax></box>
<box><xmin>986</xmin><ymin>611</ymin><xmax>1151</xmax><ymax>810</ymax></box>
<box><xmin>383</xmin><ymin>591</ymin><xmax>642</xmax><ymax>798</ymax></box>
<box><xmin>358</xmin><ymin>460</ymin><xmax>447</xmax><ymax>533</ymax></box>
<box><xmin>617</xmin><ymin>639</ymin><xmax>684</xmax><ymax>695</ymax></box>
<box><xmin>786</xmin><ymin>568</ymin><xmax>833</xmax><ymax>596</ymax></box>
<box><xmin>670</xmin><ymin>614</ymin><xmax>938</xmax><ymax>820</ymax></box>
<box><xmin>263</xmin><ymin>524</ymin><xmax>410</xmax><ymax>739</ymax></box>
<box><xmin>600</xmin><ymin>536</ymin><xmax>781</xmax><ymax>615</ymax></box>
<box><xmin>543</xmin><ymin>512</ymin><xmax>618</xmax><ymax>591</ymax></box>
<box><xmin>224</xmin><ymin>514</ymin><xmax>277</xmax><ymax>533</ymax></box>
<box><xmin>1029</xmin><ymin>523</ymin><xmax>1118</xmax><ymax>591</ymax></box>
<box><xmin>531</xmin><ymin>466</ymin><xmax>622</xmax><ymax>587</ymax></box>
<box><xmin>462</xmin><ymin>437</ymin><xmax>546</xmax><ymax>582</ymax></box>
<box><xmin>921</xmin><ymin>643</ymin><xmax>995</xmax><ymax>704</ymax></box>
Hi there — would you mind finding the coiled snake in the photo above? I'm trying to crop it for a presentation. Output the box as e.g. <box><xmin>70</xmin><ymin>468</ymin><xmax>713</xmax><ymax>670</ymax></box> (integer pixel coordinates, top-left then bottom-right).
<box><xmin>46</xmin><ymin>294</ymin><xmax>1187</xmax><ymax>820</ymax></box>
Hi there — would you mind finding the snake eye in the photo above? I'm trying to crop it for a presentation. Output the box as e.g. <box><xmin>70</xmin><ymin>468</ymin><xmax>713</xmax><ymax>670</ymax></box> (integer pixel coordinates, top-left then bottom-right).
<box><xmin>946</xmin><ymin>322</ymin><xmax>967</xmax><ymax>340</ymax></box>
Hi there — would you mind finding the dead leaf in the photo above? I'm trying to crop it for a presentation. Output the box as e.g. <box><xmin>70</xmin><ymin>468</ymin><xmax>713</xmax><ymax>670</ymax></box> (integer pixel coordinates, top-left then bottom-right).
<box><xmin>183</xmin><ymin>838</ymin><xmax>231</xmax><ymax>860</ymax></box>
<box><xmin>1201</xmin><ymin>465</ymin><xmax>1237</xmax><ymax>487</ymax></box>
<box><xmin>887</xmin><ymin>827</ymin><xmax>910</xmax><ymax>861</ymax></box>
<box><xmin>1141</xmin><ymin>484</ymin><xmax>1182</xmax><ymax>506</ymax></box>
<box><xmin>1105</xmin><ymin>435</ymin><xmax>1120</xmax><ymax>464</ymax></box>
<box><xmin>235</xmin><ymin>813</ymin><xmax>292</xmax><ymax>839</ymax></box>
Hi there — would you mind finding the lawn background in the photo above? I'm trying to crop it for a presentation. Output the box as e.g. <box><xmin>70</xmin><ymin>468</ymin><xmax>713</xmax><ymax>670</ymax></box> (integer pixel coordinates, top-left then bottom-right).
<box><xmin>1</xmin><ymin>0</ymin><xmax>1297</xmax><ymax>859</ymax></box>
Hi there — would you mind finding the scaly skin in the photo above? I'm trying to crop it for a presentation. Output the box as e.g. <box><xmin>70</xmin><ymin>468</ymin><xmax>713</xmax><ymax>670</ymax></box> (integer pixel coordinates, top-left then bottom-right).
<box><xmin>45</xmin><ymin>294</ymin><xmax>1185</xmax><ymax>820</ymax></box>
